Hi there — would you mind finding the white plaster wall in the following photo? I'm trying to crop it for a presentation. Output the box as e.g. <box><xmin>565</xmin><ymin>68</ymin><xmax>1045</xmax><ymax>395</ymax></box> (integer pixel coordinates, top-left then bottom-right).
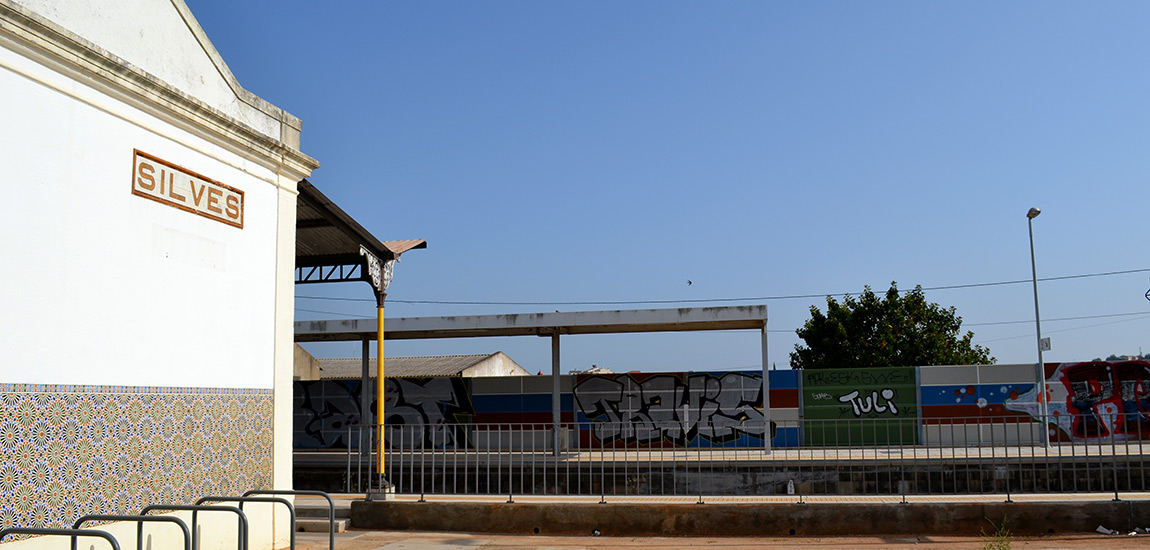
<box><xmin>0</xmin><ymin>39</ymin><xmax>280</xmax><ymax>390</ymax></box>
<box><xmin>272</xmin><ymin>177</ymin><xmax>298</xmax><ymax>490</ymax></box>
<box><xmin>10</xmin><ymin>0</ymin><xmax>284</xmax><ymax>141</ymax></box>
<box><xmin>0</xmin><ymin>5</ymin><xmax>308</xmax><ymax>549</ymax></box>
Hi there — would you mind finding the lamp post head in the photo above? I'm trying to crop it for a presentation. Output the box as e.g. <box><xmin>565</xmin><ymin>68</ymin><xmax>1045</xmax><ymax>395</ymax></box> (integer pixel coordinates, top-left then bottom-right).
<box><xmin>1027</xmin><ymin>207</ymin><xmax>1042</xmax><ymax>219</ymax></box>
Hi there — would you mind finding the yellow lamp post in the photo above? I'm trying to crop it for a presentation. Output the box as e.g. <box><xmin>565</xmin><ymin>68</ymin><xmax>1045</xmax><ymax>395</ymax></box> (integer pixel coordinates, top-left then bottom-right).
<box><xmin>362</xmin><ymin>247</ymin><xmax>397</xmax><ymax>488</ymax></box>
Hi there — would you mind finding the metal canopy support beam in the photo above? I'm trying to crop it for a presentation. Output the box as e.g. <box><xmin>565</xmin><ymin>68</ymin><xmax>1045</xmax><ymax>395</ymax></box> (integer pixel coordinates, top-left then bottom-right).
<box><xmin>551</xmin><ymin>330</ymin><xmax>561</xmax><ymax>457</ymax></box>
<box><xmin>295</xmin><ymin>255</ymin><xmax>371</xmax><ymax>286</ymax></box>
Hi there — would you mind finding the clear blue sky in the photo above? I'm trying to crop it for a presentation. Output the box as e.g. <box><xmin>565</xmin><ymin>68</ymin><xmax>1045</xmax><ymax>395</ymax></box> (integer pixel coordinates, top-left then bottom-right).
<box><xmin>189</xmin><ymin>1</ymin><xmax>1150</xmax><ymax>372</ymax></box>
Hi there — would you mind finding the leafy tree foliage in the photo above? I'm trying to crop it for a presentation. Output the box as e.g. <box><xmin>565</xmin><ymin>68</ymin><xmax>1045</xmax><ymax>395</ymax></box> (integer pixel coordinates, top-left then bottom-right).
<box><xmin>790</xmin><ymin>282</ymin><xmax>994</xmax><ymax>369</ymax></box>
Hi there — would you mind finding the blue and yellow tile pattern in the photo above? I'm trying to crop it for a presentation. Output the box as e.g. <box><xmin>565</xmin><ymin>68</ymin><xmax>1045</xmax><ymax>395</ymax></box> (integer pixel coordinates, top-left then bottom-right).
<box><xmin>0</xmin><ymin>384</ymin><xmax>272</xmax><ymax>533</ymax></box>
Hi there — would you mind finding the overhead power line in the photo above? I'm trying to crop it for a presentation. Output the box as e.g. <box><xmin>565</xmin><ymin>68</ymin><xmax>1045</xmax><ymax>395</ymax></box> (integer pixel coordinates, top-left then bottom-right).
<box><xmin>978</xmin><ymin>313</ymin><xmax>1150</xmax><ymax>344</ymax></box>
<box><xmin>296</xmin><ymin>267</ymin><xmax>1150</xmax><ymax>307</ymax></box>
<box><xmin>965</xmin><ymin>311</ymin><xmax>1150</xmax><ymax>327</ymax></box>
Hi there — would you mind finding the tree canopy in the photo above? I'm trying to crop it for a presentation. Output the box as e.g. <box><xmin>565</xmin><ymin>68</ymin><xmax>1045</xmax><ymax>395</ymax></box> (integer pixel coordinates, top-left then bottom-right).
<box><xmin>790</xmin><ymin>282</ymin><xmax>994</xmax><ymax>369</ymax></box>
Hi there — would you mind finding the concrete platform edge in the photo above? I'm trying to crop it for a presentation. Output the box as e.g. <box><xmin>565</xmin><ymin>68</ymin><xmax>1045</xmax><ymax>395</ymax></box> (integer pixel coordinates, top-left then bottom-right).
<box><xmin>351</xmin><ymin>500</ymin><xmax>1150</xmax><ymax>537</ymax></box>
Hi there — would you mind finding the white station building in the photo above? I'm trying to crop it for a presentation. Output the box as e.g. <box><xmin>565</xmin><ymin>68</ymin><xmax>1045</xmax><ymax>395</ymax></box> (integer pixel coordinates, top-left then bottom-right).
<box><xmin>0</xmin><ymin>0</ymin><xmax>332</xmax><ymax>548</ymax></box>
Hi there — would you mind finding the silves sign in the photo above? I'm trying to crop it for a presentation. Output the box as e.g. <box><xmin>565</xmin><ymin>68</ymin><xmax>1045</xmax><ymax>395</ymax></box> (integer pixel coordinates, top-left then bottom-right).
<box><xmin>131</xmin><ymin>150</ymin><xmax>244</xmax><ymax>228</ymax></box>
<box><xmin>801</xmin><ymin>367</ymin><xmax>918</xmax><ymax>445</ymax></box>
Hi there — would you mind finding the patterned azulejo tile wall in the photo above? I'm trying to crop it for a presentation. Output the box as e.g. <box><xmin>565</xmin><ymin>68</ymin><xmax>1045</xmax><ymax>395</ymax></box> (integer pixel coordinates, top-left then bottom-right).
<box><xmin>0</xmin><ymin>384</ymin><xmax>272</xmax><ymax>533</ymax></box>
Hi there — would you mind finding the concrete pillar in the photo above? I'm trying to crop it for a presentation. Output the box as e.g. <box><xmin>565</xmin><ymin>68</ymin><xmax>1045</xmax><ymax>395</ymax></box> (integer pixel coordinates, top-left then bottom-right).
<box><xmin>361</xmin><ymin>338</ymin><xmax>370</xmax><ymax>460</ymax></box>
<box><xmin>552</xmin><ymin>330</ymin><xmax>561</xmax><ymax>456</ymax></box>
<box><xmin>761</xmin><ymin>325</ymin><xmax>770</xmax><ymax>453</ymax></box>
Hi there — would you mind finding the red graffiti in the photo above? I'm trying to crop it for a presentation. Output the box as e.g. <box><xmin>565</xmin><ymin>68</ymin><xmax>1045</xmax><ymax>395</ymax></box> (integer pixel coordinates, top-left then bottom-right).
<box><xmin>1061</xmin><ymin>361</ymin><xmax>1150</xmax><ymax>438</ymax></box>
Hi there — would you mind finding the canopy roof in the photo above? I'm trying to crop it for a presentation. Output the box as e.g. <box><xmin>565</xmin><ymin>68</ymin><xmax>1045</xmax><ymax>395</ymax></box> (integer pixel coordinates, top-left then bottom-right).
<box><xmin>294</xmin><ymin>179</ymin><xmax>425</xmax><ymax>298</ymax></box>
<box><xmin>296</xmin><ymin>179</ymin><xmax>425</xmax><ymax>267</ymax></box>
<box><xmin>294</xmin><ymin>306</ymin><xmax>769</xmax><ymax>342</ymax></box>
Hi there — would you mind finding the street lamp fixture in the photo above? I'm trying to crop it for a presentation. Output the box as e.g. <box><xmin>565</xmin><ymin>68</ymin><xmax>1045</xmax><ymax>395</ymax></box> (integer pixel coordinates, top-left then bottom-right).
<box><xmin>1027</xmin><ymin>207</ymin><xmax>1049</xmax><ymax>445</ymax></box>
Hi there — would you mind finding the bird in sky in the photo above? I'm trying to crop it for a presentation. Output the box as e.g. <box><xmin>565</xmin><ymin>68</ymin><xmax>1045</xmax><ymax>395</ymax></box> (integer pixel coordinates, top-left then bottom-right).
<box><xmin>687</xmin><ymin>280</ymin><xmax>692</xmax><ymax>286</ymax></box>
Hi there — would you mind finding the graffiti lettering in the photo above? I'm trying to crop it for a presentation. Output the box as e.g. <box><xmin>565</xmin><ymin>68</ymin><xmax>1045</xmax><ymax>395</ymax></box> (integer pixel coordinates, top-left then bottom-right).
<box><xmin>837</xmin><ymin>388</ymin><xmax>899</xmax><ymax>417</ymax></box>
<box><xmin>804</xmin><ymin>370</ymin><xmax>913</xmax><ymax>387</ymax></box>
<box><xmin>1062</xmin><ymin>361</ymin><xmax>1150</xmax><ymax>438</ymax></box>
<box><xmin>293</xmin><ymin>380</ymin><xmax>363</xmax><ymax>449</ymax></box>
<box><xmin>385</xmin><ymin>378</ymin><xmax>475</xmax><ymax>449</ymax></box>
<box><xmin>291</xmin><ymin>378</ymin><xmax>476</xmax><ymax>450</ymax></box>
<box><xmin>1004</xmin><ymin>360</ymin><xmax>1150</xmax><ymax>441</ymax></box>
<box><xmin>574</xmin><ymin>372</ymin><xmax>774</xmax><ymax>446</ymax></box>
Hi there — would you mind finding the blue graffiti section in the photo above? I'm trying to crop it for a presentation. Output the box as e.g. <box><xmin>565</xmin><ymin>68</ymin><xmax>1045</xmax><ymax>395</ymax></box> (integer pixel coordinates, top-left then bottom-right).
<box><xmin>574</xmin><ymin>372</ymin><xmax>772</xmax><ymax>447</ymax></box>
<box><xmin>921</xmin><ymin>383</ymin><xmax>1034</xmax><ymax>410</ymax></box>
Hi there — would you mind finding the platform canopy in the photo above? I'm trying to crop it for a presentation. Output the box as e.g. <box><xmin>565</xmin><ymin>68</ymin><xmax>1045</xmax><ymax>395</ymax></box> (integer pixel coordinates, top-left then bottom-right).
<box><xmin>295</xmin><ymin>179</ymin><xmax>425</xmax><ymax>302</ymax></box>
<box><xmin>294</xmin><ymin>306</ymin><xmax>768</xmax><ymax>341</ymax></box>
<box><xmin>294</xmin><ymin>306</ymin><xmax>772</xmax><ymax>454</ymax></box>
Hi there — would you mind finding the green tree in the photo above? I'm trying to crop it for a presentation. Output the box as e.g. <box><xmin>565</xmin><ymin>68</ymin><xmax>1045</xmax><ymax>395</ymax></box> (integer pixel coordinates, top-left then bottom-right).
<box><xmin>790</xmin><ymin>282</ymin><xmax>994</xmax><ymax>369</ymax></box>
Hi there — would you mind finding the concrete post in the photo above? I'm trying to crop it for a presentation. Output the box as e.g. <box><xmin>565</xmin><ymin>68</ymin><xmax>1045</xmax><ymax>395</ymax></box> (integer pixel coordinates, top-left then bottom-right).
<box><xmin>761</xmin><ymin>324</ymin><xmax>771</xmax><ymax>453</ymax></box>
<box><xmin>552</xmin><ymin>330</ymin><xmax>561</xmax><ymax>457</ymax></box>
<box><xmin>361</xmin><ymin>338</ymin><xmax>370</xmax><ymax>460</ymax></box>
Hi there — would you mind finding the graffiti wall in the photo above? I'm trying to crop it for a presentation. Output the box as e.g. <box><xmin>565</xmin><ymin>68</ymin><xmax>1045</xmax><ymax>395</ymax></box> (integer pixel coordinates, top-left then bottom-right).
<box><xmin>801</xmin><ymin>367</ymin><xmax>918</xmax><ymax>445</ymax></box>
<box><xmin>295</xmin><ymin>371</ymin><xmax>799</xmax><ymax>449</ymax></box>
<box><xmin>292</xmin><ymin>360</ymin><xmax>1150</xmax><ymax>451</ymax></box>
<box><xmin>573</xmin><ymin>372</ymin><xmax>769</xmax><ymax>447</ymax></box>
<box><xmin>294</xmin><ymin>379</ymin><xmax>365</xmax><ymax>449</ymax></box>
<box><xmin>385</xmin><ymin>377</ymin><xmax>475</xmax><ymax>448</ymax></box>
<box><xmin>293</xmin><ymin>377</ymin><xmax>475</xmax><ymax>449</ymax></box>
<box><xmin>1007</xmin><ymin>360</ymin><xmax>1150</xmax><ymax>441</ymax></box>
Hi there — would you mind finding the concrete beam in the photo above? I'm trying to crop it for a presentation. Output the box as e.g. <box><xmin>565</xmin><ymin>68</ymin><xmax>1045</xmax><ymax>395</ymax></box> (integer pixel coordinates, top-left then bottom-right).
<box><xmin>295</xmin><ymin>306</ymin><xmax>768</xmax><ymax>342</ymax></box>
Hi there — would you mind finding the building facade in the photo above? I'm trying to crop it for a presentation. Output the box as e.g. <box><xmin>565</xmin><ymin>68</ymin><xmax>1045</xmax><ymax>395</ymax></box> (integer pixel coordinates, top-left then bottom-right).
<box><xmin>0</xmin><ymin>0</ymin><xmax>317</xmax><ymax>546</ymax></box>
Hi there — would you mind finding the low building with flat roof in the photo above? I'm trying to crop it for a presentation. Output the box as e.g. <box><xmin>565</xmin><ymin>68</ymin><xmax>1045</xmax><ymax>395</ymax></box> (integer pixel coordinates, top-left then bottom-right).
<box><xmin>310</xmin><ymin>352</ymin><xmax>531</xmax><ymax>380</ymax></box>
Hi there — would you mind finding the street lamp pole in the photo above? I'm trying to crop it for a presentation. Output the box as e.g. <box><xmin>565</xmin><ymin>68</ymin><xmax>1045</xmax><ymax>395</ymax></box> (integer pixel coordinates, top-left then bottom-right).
<box><xmin>1027</xmin><ymin>207</ymin><xmax>1049</xmax><ymax>446</ymax></box>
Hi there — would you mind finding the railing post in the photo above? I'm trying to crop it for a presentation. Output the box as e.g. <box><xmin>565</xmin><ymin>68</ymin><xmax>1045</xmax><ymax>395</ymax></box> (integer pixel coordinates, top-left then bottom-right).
<box><xmin>1112</xmin><ymin>412</ymin><xmax>1121</xmax><ymax>501</ymax></box>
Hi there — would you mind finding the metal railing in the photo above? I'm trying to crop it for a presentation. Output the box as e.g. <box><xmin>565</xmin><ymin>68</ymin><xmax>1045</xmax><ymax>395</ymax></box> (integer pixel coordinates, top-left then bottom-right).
<box><xmin>341</xmin><ymin>414</ymin><xmax>1150</xmax><ymax>499</ymax></box>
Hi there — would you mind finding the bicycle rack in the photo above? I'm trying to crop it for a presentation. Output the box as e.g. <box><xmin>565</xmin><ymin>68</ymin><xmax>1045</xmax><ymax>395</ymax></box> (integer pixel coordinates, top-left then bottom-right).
<box><xmin>72</xmin><ymin>515</ymin><xmax>190</xmax><ymax>550</ymax></box>
<box><xmin>141</xmin><ymin>504</ymin><xmax>247</xmax><ymax>550</ymax></box>
<box><xmin>194</xmin><ymin>496</ymin><xmax>295</xmax><ymax>550</ymax></box>
<box><xmin>1</xmin><ymin>528</ymin><xmax>120</xmax><ymax>550</ymax></box>
<box><xmin>242</xmin><ymin>489</ymin><xmax>334</xmax><ymax>550</ymax></box>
